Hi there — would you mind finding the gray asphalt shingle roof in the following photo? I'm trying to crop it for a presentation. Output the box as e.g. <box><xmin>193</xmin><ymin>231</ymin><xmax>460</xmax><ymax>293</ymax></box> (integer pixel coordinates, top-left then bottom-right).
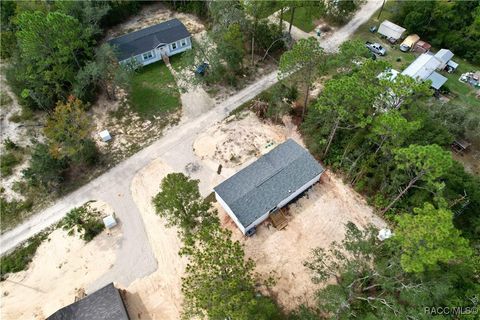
<box><xmin>108</xmin><ymin>18</ymin><xmax>190</xmax><ymax>61</ymax></box>
<box><xmin>214</xmin><ymin>139</ymin><xmax>324</xmax><ymax>229</ymax></box>
<box><xmin>46</xmin><ymin>283</ymin><xmax>129</xmax><ymax>320</ymax></box>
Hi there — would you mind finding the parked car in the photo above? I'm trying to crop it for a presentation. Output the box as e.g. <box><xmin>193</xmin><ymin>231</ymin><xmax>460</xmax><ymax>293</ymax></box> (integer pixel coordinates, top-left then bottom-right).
<box><xmin>365</xmin><ymin>41</ymin><xmax>386</xmax><ymax>56</ymax></box>
<box><xmin>400</xmin><ymin>34</ymin><xmax>420</xmax><ymax>52</ymax></box>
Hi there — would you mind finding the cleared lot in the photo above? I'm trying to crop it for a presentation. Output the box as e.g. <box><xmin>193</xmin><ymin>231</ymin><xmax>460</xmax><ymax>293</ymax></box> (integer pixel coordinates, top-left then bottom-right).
<box><xmin>123</xmin><ymin>112</ymin><xmax>385</xmax><ymax>316</ymax></box>
<box><xmin>0</xmin><ymin>201</ymin><xmax>121</xmax><ymax>320</ymax></box>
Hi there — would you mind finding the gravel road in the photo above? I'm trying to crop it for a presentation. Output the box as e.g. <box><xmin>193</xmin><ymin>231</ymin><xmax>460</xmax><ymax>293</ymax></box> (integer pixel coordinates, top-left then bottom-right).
<box><xmin>0</xmin><ymin>0</ymin><xmax>383</xmax><ymax>289</ymax></box>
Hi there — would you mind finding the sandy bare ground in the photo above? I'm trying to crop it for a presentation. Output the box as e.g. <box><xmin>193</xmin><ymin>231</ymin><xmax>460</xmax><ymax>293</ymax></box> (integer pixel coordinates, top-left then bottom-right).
<box><xmin>127</xmin><ymin>159</ymin><xmax>186</xmax><ymax>320</ymax></box>
<box><xmin>193</xmin><ymin>111</ymin><xmax>302</xmax><ymax>169</ymax></box>
<box><xmin>218</xmin><ymin>172</ymin><xmax>386</xmax><ymax>311</ymax></box>
<box><xmin>0</xmin><ymin>64</ymin><xmax>44</xmax><ymax>201</ymax></box>
<box><xmin>106</xmin><ymin>2</ymin><xmax>204</xmax><ymax>40</ymax></box>
<box><xmin>0</xmin><ymin>201</ymin><xmax>121</xmax><ymax>320</ymax></box>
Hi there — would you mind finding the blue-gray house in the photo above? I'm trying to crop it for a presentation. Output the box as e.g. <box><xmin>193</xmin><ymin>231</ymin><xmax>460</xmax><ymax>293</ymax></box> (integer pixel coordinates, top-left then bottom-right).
<box><xmin>108</xmin><ymin>18</ymin><xmax>192</xmax><ymax>67</ymax></box>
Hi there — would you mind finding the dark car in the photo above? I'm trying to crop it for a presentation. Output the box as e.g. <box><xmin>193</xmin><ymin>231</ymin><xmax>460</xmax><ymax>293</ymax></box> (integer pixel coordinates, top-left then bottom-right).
<box><xmin>195</xmin><ymin>62</ymin><xmax>209</xmax><ymax>76</ymax></box>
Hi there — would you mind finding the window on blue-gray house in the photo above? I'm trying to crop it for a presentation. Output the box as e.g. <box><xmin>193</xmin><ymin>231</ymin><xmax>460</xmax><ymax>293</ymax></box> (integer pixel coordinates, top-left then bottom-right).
<box><xmin>181</xmin><ymin>38</ymin><xmax>187</xmax><ymax>47</ymax></box>
<box><xmin>171</xmin><ymin>42</ymin><xmax>177</xmax><ymax>50</ymax></box>
<box><xmin>142</xmin><ymin>51</ymin><xmax>154</xmax><ymax>60</ymax></box>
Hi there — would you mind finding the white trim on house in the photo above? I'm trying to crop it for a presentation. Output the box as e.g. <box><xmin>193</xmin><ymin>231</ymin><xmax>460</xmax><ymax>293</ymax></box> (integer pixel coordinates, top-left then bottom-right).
<box><xmin>215</xmin><ymin>191</ymin><xmax>246</xmax><ymax>234</ymax></box>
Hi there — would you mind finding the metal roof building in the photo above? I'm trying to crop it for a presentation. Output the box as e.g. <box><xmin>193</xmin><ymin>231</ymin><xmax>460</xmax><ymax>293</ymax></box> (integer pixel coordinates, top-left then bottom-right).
<box><xmin>47</xmin><ymin>283</ymin><xmax>130</xmax><ymax>320</ymax></box>
<box><xmin>402</xmin><ymin>53</ymin><xmax>441</xmax><ymax>80</ymax></box>
<box><xmin>214</xmin><ymin>139</ymin><xmax>324</xmax><ymax>235</ymax></box>
<box><xmin>378</xmin><ymin>20</ymin><xmax>406</xmax><ymax>40</ymax></box>
<box><xmin>434</xmin><ymin>49</ymin><xmax>454</xmax><ymax>66</ymax></box>
<box><xmin>425</xmin><ymin>72</ymin><xmax>448</xmax><ymax>90</ymax></box>
<box><xmin>401</xmin><ymin>53</ymin><xmax>447</xmax><ymax>89</ymax></box>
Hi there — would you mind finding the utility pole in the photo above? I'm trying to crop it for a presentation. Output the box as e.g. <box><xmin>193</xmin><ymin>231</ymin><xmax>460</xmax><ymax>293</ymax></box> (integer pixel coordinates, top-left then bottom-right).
<box><xmin>377</xmin><ymin>0</ymin><xmax>386</xmax><ymax>20</ymax></box>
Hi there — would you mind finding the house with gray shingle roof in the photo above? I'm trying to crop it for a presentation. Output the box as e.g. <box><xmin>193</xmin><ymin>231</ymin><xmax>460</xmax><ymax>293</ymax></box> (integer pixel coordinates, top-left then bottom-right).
<box><xmin>214</xmin><ymin>139</ymin><xmax>324</xmax><ymax>235</ymax></box>
<box><xmin>108</xmin><ymin>18</ymin><xmax>191</xmax><ymax>67</ymax></box>
<box><xmin>46</xmin><ymin>283</ymin><xmax>130</xmax><ymax>320</ymax></box>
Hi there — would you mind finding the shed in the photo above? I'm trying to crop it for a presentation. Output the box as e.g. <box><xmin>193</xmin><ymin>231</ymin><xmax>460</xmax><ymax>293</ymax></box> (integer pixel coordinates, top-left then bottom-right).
<box><xmin>47</xmin><ymin>283</ymin><xmax>130</xmax><ymax>320</ymax></box>
<box><xmin>413</xmin><ymin>40</ymin><xmax>431</xmax><ymax>53</ymax></box>
<box><xmin>214</xmin><ymin>139</ymin><xmax>324</xmax><ymax>235</ymax></box>
<box><xmin>452</xmin><ymin>139</ymin><xmax>471</xmax><ymax>153</ymax></box>
<box><xmin>378</xmin><ymin>20</ymin><xmax>406</xmax><ymax>41</ymax></box>
<box><xmin>99</xmin><ymin>130</ymin><xmax>112</xmax><ymax>142</ymax></box>
<box><xmin>434</xmin><ymin>49</ymin><xmax>454</xmax><ymax>70</ymax></box>
<box><xmin>446</xmin><ymin>60</ymin><xmax>459</xmax><ymax>72</ymax></box>
<box><xmin>103</xmin><ymin>215</ymin><xmax>117</xmax><ymax>229</ymax></box>
<box><xmin>108</xmin><ymin>18</ymin><xmax>192</xmax><ymax>67</ymax></box>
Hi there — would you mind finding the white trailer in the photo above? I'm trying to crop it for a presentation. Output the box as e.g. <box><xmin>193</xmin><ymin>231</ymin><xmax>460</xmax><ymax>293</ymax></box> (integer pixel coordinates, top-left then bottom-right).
<box><xmin>378</xmin><ymin>20</ymin><xmax>406</xmax><ymax>41</ymax></box>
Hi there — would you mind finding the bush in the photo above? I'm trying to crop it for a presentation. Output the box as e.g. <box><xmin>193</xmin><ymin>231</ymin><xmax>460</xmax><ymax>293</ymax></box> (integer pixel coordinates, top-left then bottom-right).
<box><xmin>0</xmin><ymin>151</ymin><xmax>22</xmax><ymax>176</ymax></box>
<box><xmin>60</xmin><ymin>204</ymin><xmax>105</xmax><ymax>242</ymax></box>
<box><xmin>23</xmin><ymin>143</ymin><xmax>67</xmax><ymax>190</ymax></box>
<box><xmin>0</xmin><ymin>196</ymin><xmax>33</xmax><ymax>232</ymax></box>
<box><xmin>3</xmin><ymin>138</ymin><xmax>18</xmax><ymax>151</ymax></box>
<box><xmin>0</xmin><ymin>232</ymin><xmax>48</xmax><ymax>280</ymax></box>
<box><xmin>0</xmin><ymin>91</ymin><xmax>12</xmax><ymax>107</ymax></box>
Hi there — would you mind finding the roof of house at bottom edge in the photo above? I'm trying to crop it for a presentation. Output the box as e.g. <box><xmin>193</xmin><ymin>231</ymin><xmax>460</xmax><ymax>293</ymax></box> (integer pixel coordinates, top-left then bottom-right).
<box><xmin>46</xmin><ymin>283</ymin><xmax>129</xmax><ymax>320</ymax></box>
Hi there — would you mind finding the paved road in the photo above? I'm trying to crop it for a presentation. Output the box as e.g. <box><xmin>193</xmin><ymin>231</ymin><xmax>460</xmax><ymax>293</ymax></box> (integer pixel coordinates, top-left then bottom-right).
<box><xmin>0</xmin><ymin>0</ymin><xmax>383</xmax><ymax>289</ymax></box>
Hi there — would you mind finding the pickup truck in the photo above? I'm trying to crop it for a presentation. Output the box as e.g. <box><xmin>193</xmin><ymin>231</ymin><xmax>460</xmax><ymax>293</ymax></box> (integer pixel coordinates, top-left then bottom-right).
<box><xmin>365</xmin><ymin>41</ymin><xmax>386</xmax><ymax>56</ymax></box>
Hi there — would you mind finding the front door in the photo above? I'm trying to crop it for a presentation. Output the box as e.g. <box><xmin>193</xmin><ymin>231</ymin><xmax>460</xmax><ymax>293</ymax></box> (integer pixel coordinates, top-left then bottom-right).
<box><xmin>157</xmin><ymin>45</ymin><xmax>167</xmax><ymax>57</ymax></box>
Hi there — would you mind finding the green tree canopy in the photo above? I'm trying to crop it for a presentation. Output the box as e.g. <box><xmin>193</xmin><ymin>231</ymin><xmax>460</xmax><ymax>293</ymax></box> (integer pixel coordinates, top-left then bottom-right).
<box><xmin>152</xmin><ymin>173</ymin><xmax>218</xmax><ymax>240</ymax></box>
<box><xmin>279</xmin><ymin>37</ymin><xmax>326</xmax><ymax>119</ymax></box>
<box><xmin>44</xmin><ymin>97</ymin><xmax>97</xmax><ymax>165</ymax></box>
<box><xmin>395</xmin><ymin>203</ymin><xmax>473</xmax><ymax>273</ymax></box>
<box><xmin>370</xmin><ymin>110</ymin><xmax>421</xmax><ymax>155</ymax></box>
<box><xmin>15</xmin><ymin>10</ymin><xmax>93</xmax><ymax>108</ymax></box>
<box><xmin>382</xmin><ymin>144</ymin><xmax>453</xmax><ymax>214</ymax></box>
<box><xmin>181</xmin><ymin>223</ymin><xmax>281</xmax><ymax>320</ymax></box>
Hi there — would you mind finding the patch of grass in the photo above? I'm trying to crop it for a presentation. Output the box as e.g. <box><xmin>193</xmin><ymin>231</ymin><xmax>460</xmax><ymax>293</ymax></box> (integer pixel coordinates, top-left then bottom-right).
<box><xmin>0</xmin><ymin>231</ymin><xmax>49</xmax><ymax>280</ymax></box>
<box><xmin>8</xmin><ymin>107</ymin><xmax>34</xmax><ymax>123</ymax></box>
<box><xmin>0</xmin><ymin>91</ymin><xmax>12</xmax><ymax>108</ymax></box>
<box><xmin>170</xmin><ymin>50</ymin><xmax>195</xmax><ymax>72</ymax></box>
<box><xmin>282</xmin><ymin>6</ymin><xmax>324</xmax><ymax>33</ymax></box>
<box><xmin>129</xmin><ymin>62</ymin><xmax>181</xmax><ymax>118</ymax></box>
<box><xmin>204</xmin><ymin>192</ymin><xmax>216</xmax><ymax>203</ymax></box>
<box><xmin>258</xmin><ymin>1</ymin><xmax>284</xmax><ymax>19</ymax></box>
<box><xmin>0</xmin><ymin>196</ymin><xmax>34</xmax><ymax>233</ymax></box>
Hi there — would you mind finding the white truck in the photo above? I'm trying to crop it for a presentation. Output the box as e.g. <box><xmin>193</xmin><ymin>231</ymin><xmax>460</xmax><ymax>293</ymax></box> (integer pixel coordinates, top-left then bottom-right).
<box><xmin>365</xmin><ymin>41</ymin><xmax>386</xmax><ymax>56</ymax></box>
